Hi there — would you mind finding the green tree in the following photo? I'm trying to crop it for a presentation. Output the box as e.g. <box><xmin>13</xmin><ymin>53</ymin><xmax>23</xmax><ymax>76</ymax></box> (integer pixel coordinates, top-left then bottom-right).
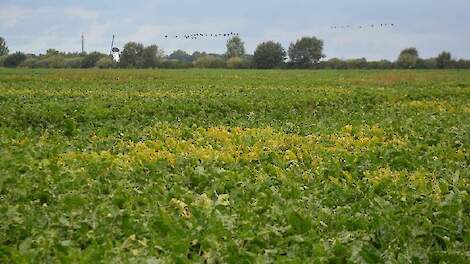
<box><xmin>368</xmin><ymin>59</ymin><xmax>393</xmax><ymax>69</ymax></box>
<box><xmin>37</xmin><ymin>55</ymin><xmax>66</xmax><ymax>68</ymax></box>
<box><xmin>397</xmin><ymin>47</ymin><xmax>419</xmax><ymax>68</ymax></box>
<box><xmin>455</xmin><ymin>59</ymin><xmax>470</xmax><ymax>69</ymax></box>
<box><xmin>193</xmin><ymin>55</ymin><xmax>225</xmax><ymax>68</ymax></box>
<box><xmin>120</xmin><ymin>42</ymin><xmax>145</xmax><ymax>68</ymax></box>
<box><xmin>192</xmin><ymin>51</ymin><xmax>207</xmax><ymax>61</ymax></box>
<box><xmin>82</xmin><ymin>52</ymin><xmax>104</xmax><ymax>68</ymax></box>
<box><xmin>168</xmin><ymin>50</ymin><xmax>192</xmax><ymax>62</ymax></box>
<box><xmin>46</xmin><ymin>49</ymin><xmax>60</xmax><ymax>56</ymax></box>
<box><xmin>20</xmin><ymin>57</ymin><xmax>39</xmax><ymax>68</ymax></box>
<box><xmin>253</xmin><ymin>41</ymin><xmax>286</xmax><ymax>69</ymax></box>
<box><xmin>397</xmin><ymin>54</ymin><xmax>418</xmax><ymax>69</ymax></box>
<box><xmin>327</xmin><ymin>58</ymin><xmax>347</xmax><ymax>69</ymax></box>
<box><xmin>226</xmin><ymin>57</ymin><xmax>246</xmax><ymax>69</ymax></box>
<box><xmin>96</xmin><ymin>57</ymin><xmax>116</xmax><ymax>68</ymax></box>
<box><xmin>288</xmin><ymin>37</ymin><xmax>324</xmax><ymax>68</ymax></box>
<box><xmin>0</xmin><ymin>37</ymin><xmax>8</xmax><ymax>56</ymax></box>
<box><xmin>64</xmin><ymin>57</ymin><xmax>84</xmax><ymax>68</ymax></box>
<box><xmin>0</xmin><ymin>56</ymin><xmax>6</xmax><ymax>67</ymax></box>
<box><xmin>142</xmin><ymin>45</ymin><xmax>163</xmax><ymax>68</ymax></box>
<box><xmin>400</xmin><ymin>47</ymin><xmax>419</xmax><ymax>57</ymax></box>
<box><xmin>416</xmin><ymin>58</ymin><xmax>437</xmax><ymax>69</ymax></box>
<box><xmin>346</xmin><ymin>58</ymin><xmax>367</xmax><ymax>69</ymax></box>
<box><xmin>226</xmin><ymin>36</ymin><xmax>245</xmax><ymax>59</ymax></box>
<box><xmin>436</xmin><ymin>51</ymin><xmax>452</xmax><ymax>69</ymax></box>
<box><xmin>4</xmin><ymin>52</ymin><xmax>27</xmax><ymax>67</ymax></box>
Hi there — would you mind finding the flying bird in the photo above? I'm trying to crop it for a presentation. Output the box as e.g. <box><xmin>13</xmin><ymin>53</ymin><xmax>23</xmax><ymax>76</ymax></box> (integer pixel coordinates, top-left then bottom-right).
<box><xmin>160</xmin><ymin>31</ymin><xmax>241</xmax><ymax>39</ymax></box>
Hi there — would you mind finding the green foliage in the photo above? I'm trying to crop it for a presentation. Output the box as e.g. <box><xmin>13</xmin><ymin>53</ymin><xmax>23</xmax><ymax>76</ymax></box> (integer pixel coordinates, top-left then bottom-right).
<box><xmin>226</xmin><ymin>57</ymin><xmax>248</xmax><ymax>69</ymax></box>
<box><xmin>416</xmin><ymin>58</ymin><xmax>437</xmax><ymax>69</ymax></box>
<box><xmin>0</xmin><ymin>55</ymin><xmax>7</xmax><ymax>67</ymax></box>
<box><xmin>168</xmin><ymin>50</ymin><xmax>192</xmax><ymax>62</ymax></box>
<box><xmin>36</xmin><ymin>55</ymin><xmax>66</xmax><ymax>68</ymax></box>
<box><xmin>346</xmin><ymin>58</ymin><xmax>368</xmax><ymax>69</ymax></box>
<box><xmin>0</xmin><ymin>36</ymin><xmax>8</xmax><ymax>56</ymax></box>
<box><xmin>436</xmin><ymin>51</ymin><xmax>452</xmax><ymax>69</ymax></box>
<box><xmin>326</xmin><ymin>58</ymin><xmax>347</xmax><ymax>69</ymax></box>
<box><xmin>1</xmin><ymin>69</ymin><xmax>469</xmax><ymax>262</ymax></box>
<box><xmin>46</xmin><ymin>49</ymin><xmax>60</xmax><ymax>56</ymax></box>
<box><xmin>193</xmin><ymin>55</ymin><xmax>225</xmax><ymax>68</ymax></box>
<box><xmin>119</xmin><ymin>42</ymin><xmax>162</xmax><ymax>68</ymax></box>
<box><xmin>288</xmin><ymin>36</ymin><xmax>325</xmax><ymax>68</ymax></box>
<box><xmin>82</xmin><ymin>52</ymin><xmax>105</xmax><ymax>68</ymax></box>
<box><xmin>159</xmin><ymin>59</ymin><xmax>192</xmax><ymax>69</ymax></box>
<box><xmin>96</xmin><ymin>57</ymin><xmax>116</xmax><ymax>69</ymax></box>
<box><xmin>4</xmin><ymin>39</ymin><xmax>470</xmax><ymax>70</ymax></box>
<box><xmin>397</xmin><ymin>53</ymin><xmax>416</xmax><ymax>69</ymax></box>
<box><xmin>253</xmin><ymin>41</ymin><xmax>286</xmax><ymax>69</ymax></box>
<box><xmin>191</xmin><ymin>51</ymin><xmax>207</xmax><ymax>61</ymax></box>
<box><xmin>3</xmin><ymin>52</ymin><xmax>27</xmax><ymax>67</ymax></box>
<box><xmin>226</xmin><ymin>36</ymin><xmax>245</xmax><ymax>59</ymax></box>
<box><xmin>120</xmin><ymin>42</ymin><xmax>145</xmax><ymax>68</ymax></box>
<box><xmin>400</xmin><ymin>47</ymin><xmax>419</xmax><ymax>58</ymax></box>
<box><xmin>19</xmin><ymin>57</ymin><xmax>39</xmax><ymax>68</ymax></box>
<box><xmin>397</xmin><ymin>47</ymin><xmax>419</xmax><ymax>69</ymax></box>
<box><xmin>365</xmin><ymin>59</ymin><xmax>393</xmax><ymax>69</ymax></box>
<box><xmin>64</xmin><ymin>57</ymin><xmax>85</xmax><ymax>69</ymax></box>
<box><xmin>142</xmin><ymin>45</ymin><xmax>163</xmax><ymax>68</ymax></box>
<box><xmin>455</xmin><ymin>59</ymin><xmax>470</xmax><ymax>69</ymax></box>
<box><xmin>397</xmin><ymin>54</ymin><xmax>417</xmax><ymax>69</ymax></box>
<box><xmin>11</xmin><ymin>54</ymin><xmax>86</xmax><ymax>69</ymax></box>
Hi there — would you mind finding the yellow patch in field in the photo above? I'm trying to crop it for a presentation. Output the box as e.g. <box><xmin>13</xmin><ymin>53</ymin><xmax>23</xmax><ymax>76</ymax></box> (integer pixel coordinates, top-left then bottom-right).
<box><xmin>170</xmin><ymin>198</ymin><xmax>192</xmax><ymax>219</ymax></box>
<box><xmin>364</xmin><ymin>167</ymin><xmax>402</xmax><ymax>184</ymax></box>
<box><xmin>0</xmin><ymin>87</ymin><xmax>183</xmax><ymax>99</ymax></box>
<box><xmin>398</xmin><ymin>100</ymin><xmax>467</xmax><ymax>113</ymax></box>
<box><xmin>56</xmin><ymin>125</ymin><xmax>407</xmax><ymax>175</ymax></box>
<box><xmin>192</xmin><ymin>193</ymin><xmax>214</xmax><ymax>213</ymax></box>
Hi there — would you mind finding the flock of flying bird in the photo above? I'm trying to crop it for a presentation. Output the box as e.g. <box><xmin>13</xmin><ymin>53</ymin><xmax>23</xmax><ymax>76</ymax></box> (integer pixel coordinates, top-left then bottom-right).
<box><xmin>160</xmin><ymin>23</ymin><xmax>396</xmax><ymax>41</ymax></box>
<box><xmin>330</xmin><ymin>23</ymin><xmax>395</xmax><ymax>30</ymax></box>
<box><xmin>163</xmin><ymin>32</ymin><xmax>240</xmax><ymax>40</ymax></box>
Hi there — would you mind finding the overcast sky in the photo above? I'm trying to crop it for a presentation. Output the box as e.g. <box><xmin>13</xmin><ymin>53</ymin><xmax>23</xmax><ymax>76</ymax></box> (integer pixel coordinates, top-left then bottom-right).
<box><xmin>1</xmin><ymin>0</ymin><xmax>469</xmax><ymax>60</ymax></box>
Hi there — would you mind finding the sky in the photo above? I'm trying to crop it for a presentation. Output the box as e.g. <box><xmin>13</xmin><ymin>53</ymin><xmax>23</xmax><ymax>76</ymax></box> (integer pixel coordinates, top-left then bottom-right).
<box><xmin>1</xmin><ymin>0</ymin><xmax>470</xmax><ymax>60</ymax></box>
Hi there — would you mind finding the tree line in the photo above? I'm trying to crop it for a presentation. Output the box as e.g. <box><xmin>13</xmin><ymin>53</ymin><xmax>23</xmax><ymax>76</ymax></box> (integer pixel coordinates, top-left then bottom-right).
<box><xmin>1</xmin><ymin>36</ymin><xmax>469</xmax><ymax>69</ymax></box>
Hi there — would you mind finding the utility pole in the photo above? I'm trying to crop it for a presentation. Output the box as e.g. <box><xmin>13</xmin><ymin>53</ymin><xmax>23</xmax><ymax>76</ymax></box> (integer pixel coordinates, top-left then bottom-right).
<box><xmin>81</xmin><ymin>33</ymin><xmax>84</xmax><ymax>53</ymax></box>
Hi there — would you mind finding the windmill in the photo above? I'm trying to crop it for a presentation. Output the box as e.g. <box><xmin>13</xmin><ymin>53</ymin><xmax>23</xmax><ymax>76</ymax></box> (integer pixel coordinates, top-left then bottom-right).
<box><xmin>110</xmin><ymin>35</ymin><xmax>120</xmax><ymax>62</ymax></box>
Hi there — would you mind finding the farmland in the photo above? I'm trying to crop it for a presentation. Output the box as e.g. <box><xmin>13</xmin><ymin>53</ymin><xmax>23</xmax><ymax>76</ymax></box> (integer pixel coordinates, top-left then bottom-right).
<box><xmin>0</xmin><ymin>69</ymin><xmax>469</xmax><ymax>263</ymax></box>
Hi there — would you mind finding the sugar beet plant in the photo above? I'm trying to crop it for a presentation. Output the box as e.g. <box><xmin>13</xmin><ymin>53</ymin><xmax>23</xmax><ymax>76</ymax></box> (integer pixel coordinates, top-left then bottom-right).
<box><xmin>0</xmin><ymin>69</ymin><xmax>469</xmax><ymax>263</ymax></box>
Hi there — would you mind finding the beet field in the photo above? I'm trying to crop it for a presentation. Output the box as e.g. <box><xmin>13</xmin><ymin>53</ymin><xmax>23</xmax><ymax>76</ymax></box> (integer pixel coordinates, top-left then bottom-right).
<box><xmin>0</xmin><ymin>69</ymin><xmax>469</xmax><ymax>263</ymax></box>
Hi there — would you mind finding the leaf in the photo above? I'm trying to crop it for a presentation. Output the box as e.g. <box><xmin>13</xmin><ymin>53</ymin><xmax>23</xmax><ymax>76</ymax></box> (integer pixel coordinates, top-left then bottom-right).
<box><xmin>287</xmin><ymin>210</ymin><xmax>310</xmax><ymax>234</ymax></box>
